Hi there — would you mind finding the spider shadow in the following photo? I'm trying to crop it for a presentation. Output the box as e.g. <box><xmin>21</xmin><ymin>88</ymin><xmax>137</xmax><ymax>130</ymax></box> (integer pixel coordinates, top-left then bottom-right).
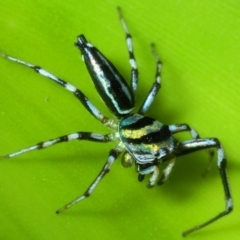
<box><xmin>155</xmin><ymin>151</ymin><xmax>220</xmax><ymax>203</ymax></box>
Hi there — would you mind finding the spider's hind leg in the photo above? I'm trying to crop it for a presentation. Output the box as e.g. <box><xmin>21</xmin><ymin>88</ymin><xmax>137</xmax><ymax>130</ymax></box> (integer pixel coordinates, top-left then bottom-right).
<box><xmin>117</xmin><ymin>6</ymin><xmax>138</xmax><ymax>95</ymax></box>
<box><xmin>0</xmin><ymin>50</ymin><xmax>111</xmax><ymax>126</ymax></box>
<box><xmin>138</xmin><ymin>43</ymin><xmax>162</xmax><ymax>115</ymax></box>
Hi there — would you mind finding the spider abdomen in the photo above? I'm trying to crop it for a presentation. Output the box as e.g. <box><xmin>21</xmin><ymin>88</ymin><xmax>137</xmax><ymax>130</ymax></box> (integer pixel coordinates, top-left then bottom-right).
<box><xmin>75</xmin><ymin>34</ymin><xmax>134</xmax><ymax>117</ymax></box>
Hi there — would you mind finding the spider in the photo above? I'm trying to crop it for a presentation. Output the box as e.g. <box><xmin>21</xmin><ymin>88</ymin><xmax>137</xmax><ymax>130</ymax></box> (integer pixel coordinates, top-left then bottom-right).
<box><xmin>0</xmin><ymin>7</ymin><xmax>232</xmax><ymax>237</ymax></box>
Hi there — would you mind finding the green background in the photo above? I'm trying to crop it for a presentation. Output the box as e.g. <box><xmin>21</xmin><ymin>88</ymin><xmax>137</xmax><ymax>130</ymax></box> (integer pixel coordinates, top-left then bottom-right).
<box><xmin>0</xmin><ymin>0</ymin><xmax>239</xmax><ymax>239</ymax></box>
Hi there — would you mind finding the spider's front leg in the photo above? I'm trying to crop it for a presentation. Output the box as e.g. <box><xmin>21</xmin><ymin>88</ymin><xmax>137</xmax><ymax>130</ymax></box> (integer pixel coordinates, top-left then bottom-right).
<box><xmin>169</xmin><ymin>123</ymin><xmax>215</xmax><ymax>175</ymax></box>
<box><xmin>137</xmin><ymin>164</ymin><xmax>160</xmax><ymax>188</ymax></box>
<box><xmin>175</xmin><ymin>138</ymin><xmax>233</xmax><ymax>236</ymax></box>
<box><xmin>157</xmin><ymin>156</ymin><xmax>176</xmax><ymax>185</ymax></box>
<box><xmin>0</xmin><ymin>50</ymin><xmax>113</xmax><ymax>127</ymax></box>
<box><xmin>137</xmin><ymin>157</ymin><xmax>176</xmax><ymax>187</ymax></box>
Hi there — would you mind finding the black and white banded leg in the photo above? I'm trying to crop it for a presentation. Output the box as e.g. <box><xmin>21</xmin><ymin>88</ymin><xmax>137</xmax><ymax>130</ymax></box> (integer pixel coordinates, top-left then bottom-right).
<box><xmin>0</xmin><ymin>51</ymin><xmax>114</xmax><ymax>128</ymax></box>
<box><xmin>169</xmin><ymin>123</ymin><xmax>200</xmax><ymax>139</ymax></box>
<box><xmin>56</xmin><ymin>146</ymin><xmax>122</xmax><ymax>213</ymax></box>
<box><xmin>158</xmin><ymin>157</ymin><xmax>176</xmax><ymax>185</ymax></box>
<box><xmin>169</xmin><ymin>123</ymin><xmax>215</xmax><ymax>174</ymax></box>
<box><xmin>138</xmin><ymin>43</ymin><xmax>162</xmax><ymax>115</ymax></box>
<box><xmin>117</xmin><ymin>7</ymin><xmax>138</xmax><ymax>95</ymax></box>
<box><xmin>175</xmin><ymin>138</ymin><xmax>233</xmax><ymax>237</ymax></box>
<box><xmin>0</xmin><ymin>132</ymin><xmax>115</xmax><ymax>159</ymax></box>
<box><xmin>138</xmin><ymin>165</ymin><xmax>160</xmax><ymax>188</ymax></box>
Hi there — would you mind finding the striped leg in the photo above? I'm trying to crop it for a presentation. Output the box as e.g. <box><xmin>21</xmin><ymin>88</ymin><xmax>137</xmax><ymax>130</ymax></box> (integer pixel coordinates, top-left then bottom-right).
<box><xmin>169</xmin><ymin>123</ymin><xmax>214</xmax><ymax>174</ymax></box>
<box><xmin>137</xmin><ymin>165</ymin><xmax>160</xmax><ymax>188</ymax></box>
<box><xmin>175</xmin><ymin>138</ymin><xmax>233</xmax><ymax>236</ymax></box>
<box><xmin>0</xmin><ymin>51</ymin><xmax>113</xmax><ymax>126</ymax></box>
<box><xmin>138</xmin><ymin>43</ymin><xmax>162</xmax><ymax>114</ymax></box>
<box><xmin>0</xmin><ymin>132</ymin><xmax>114</xmax><ymax>159</ymax></box>
<box><xmin>138</xmin><ymin>158</ymin><xmax>176</xmax><ymax>186</ymax></box>
<box><xmin>117</xmin><ymin>7</ymin><xmax>138</xmax><ymax>95</ymax></box>
<box><xmin>56</xmin><ymin>146</ymin><xmax>122</xmax><ymax>213</ymax></box>
<box><xmin>158</xmin><ymin>157</ymin><xmax>176</xmax><ymax>185</ymax></box>
<box><xmin>169</xmin><ymin>123</ymin><xmax>200</xmax><ymax>139</ymax></box>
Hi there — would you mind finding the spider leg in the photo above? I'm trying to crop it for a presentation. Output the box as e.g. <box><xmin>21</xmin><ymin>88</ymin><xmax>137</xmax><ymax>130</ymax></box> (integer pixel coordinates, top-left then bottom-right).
<box><xmin>169</xmin><ymin>123</ymin><xmax>200</xmax><ymax>139</ymax></box>
<box><xmin>0</xmin><ymin>51</ymin><xmax>114</xmax><ymax>127</ymax></box>
<box><xmin>175</xmin><ymin>138</ymin><xmax>233</xmax><ymax>236</ymax></box>
<box><xmin>138</xmin><ymin>43</ymin><xmax>162</xmax><ymax>114</ymax></box>
<box><xmin>117</xmin><ymin>7</ymin><xmax>138</xmax><ymax>95</ymax></box>
<box><xmin>169</xmin><ymin>124</ymin><xmax>215</xmax><ymax>174</ymax></box>
<box><xmin>138</xmin><ymin>165</ymin><xmax>160</xmax><ymax>188</ymax></box>
<box><xmin>56</xmin><ymin>145</ymin><xmax>122</xmax><ymax>213</ymax></box>
<box><xmin>0</xmin><ymin>132</ymin><xmax>115</xmax><ymax>159</ymax></box>
<box><xmin>158</xmin><ymin>157</ymin><xmax>176</xmax><ymax>185</ymax></box>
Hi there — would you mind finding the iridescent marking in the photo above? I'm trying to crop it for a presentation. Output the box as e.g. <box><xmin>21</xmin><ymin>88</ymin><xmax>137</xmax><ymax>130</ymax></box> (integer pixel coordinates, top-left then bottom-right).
<box><xmin>122</xmin><ymin>120</ymin><xmax>162</xmax><ymax>139</ymax></box>
<box><xmin>93</xmin><ymin>72</ymin><xmax>133</xmax><ymax>115</ymax></box>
